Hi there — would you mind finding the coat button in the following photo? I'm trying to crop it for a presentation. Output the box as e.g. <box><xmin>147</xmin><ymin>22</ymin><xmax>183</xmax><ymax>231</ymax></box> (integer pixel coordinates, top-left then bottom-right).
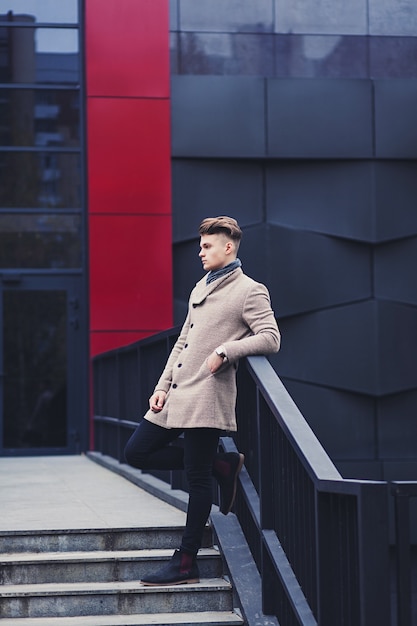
<box><xmin>190</xmin><ymin>323</ymin><xmax>194</xmax><ymax>328</ymax></box>
<box><xmin>178</xmin><ymin>363</ymin><xmax>182</xmax><ymax>368</ymax></box>
<box><xmin>184</xmin><ymin>344</ymin><xmax>188</xmax><ymax>348</ymax></box>
<box><xmin>172</xmin><ymin>383</ymin><xmax>178</xmax><ymax>388</ymax></box>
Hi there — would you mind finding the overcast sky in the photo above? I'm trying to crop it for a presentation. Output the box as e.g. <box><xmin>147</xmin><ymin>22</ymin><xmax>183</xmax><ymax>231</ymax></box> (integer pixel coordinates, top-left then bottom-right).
<box><xmin>0</xmin><ymin>1</ymin><xmax>78</xmax><ymax>52</ymax></box>
<box><xmin>0</xmin><ymin>0</ymin><xmax>77</xmax><ymax>23</ymax></box>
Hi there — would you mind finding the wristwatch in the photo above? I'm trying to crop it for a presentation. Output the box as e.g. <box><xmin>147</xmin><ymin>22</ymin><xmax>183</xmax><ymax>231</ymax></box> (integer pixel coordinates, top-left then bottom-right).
<box><xmin>215</xmin><ymin>345</ymin><xmax>227</xmax><ymax>361</ymax></box>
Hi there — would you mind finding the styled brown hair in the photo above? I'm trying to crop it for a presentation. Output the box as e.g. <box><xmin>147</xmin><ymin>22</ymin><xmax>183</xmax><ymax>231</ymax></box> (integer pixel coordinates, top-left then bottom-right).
<box><xmin>198</xmin><ymin>216</ymin><xmax>242</xmax><ymax>246</ymax></box>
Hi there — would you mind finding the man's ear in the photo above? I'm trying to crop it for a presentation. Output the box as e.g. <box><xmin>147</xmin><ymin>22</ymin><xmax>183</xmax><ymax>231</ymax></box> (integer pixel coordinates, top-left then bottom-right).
<box><xmin>225</xmin><ymin>241</ymin><xmax>233</xmax><ymax>254</ymax></box>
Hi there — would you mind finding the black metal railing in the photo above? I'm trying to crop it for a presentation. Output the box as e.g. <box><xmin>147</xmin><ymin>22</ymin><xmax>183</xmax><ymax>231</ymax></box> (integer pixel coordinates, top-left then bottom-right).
<box><xmin>92</xmin><ymin>327</ymin><xmax>415</xmax><ymax>626</ymax></box>
<box><xmin>391</xmin><ymin>482</ymin><xmax>417</xmax><ymax>626</ymax></box>
<box><xmin>92</xmin><ymin>328</ymin><xmax>186</xmax><ymax>489</ymax></box>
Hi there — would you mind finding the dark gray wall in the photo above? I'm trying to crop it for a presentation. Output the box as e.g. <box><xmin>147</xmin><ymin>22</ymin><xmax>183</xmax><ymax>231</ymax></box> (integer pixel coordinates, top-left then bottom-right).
<box><xmin>169</xmin><ymin>0</ymin><xmax>417</xmax><ymax>481</ymax></box>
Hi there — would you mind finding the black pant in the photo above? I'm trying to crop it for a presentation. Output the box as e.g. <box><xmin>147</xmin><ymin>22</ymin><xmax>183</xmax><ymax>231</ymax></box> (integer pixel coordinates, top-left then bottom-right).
<box><xmin>124</xmin><ymin>419</ymin><xmax>221</xmax><ymax>556</ymax></box>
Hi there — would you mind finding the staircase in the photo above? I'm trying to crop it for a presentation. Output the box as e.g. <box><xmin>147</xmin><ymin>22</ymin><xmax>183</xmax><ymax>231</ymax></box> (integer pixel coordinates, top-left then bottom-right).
<box><xmin>0</xmin><ymin>525</ymin><xmax>244</xmax><ymax>625</ymax></box>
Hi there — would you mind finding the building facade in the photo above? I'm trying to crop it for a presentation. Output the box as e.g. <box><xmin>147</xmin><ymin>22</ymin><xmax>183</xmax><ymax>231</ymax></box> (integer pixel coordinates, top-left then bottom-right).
<box><xmin>169</xmin><ymin>0</ymin><xmax>417</xmax><ymax>482</ymax></box>
<box><xmin>0</xmin><ymin>0</ymin><xmax>416</xmax><ymax>484</ymax></box>
<box><xmin>0</xmin><ymin>0</ymin><xmax>172</xmax><ymax>455</ymax></box>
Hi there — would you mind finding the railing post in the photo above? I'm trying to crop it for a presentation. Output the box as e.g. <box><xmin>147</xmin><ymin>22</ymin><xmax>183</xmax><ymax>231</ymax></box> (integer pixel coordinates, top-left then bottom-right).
<box><xmin>258</xmin><ymin>390</ymin><xmax>274</xmax><ymax>532</ymax></box>
<box><xmin>258</xmin><ymin>384</ymin><xmax>275</xmax><ymax>617</ymax></box>
<box><xmin>392</xmin><ymin>483</ymin><xmax>413</xmax><ymax>626</ymax></box>
<box><xmin>356</xmin><ymin>482</ymin><xmax>391</xmax><ymax>626</ymax></box>
<box><xmin>315</xmin><ymin>490</ymin><xmax>345</xmax><ymax>626</ymax></box>
<box><xmin>315</xmin><ymin>482</ymin><xmax>390</xmax><ymax>626</ymax></box>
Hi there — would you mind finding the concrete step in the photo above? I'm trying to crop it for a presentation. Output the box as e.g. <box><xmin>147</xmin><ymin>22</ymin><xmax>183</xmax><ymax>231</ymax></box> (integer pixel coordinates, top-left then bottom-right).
<box><xmin>0</xmin><ymin>609</ymin><xmax>244</xmax><ymax>626</ymax></box>
<box><xmin>0</xmin><ymin>526</ymin><xmax>212</xmax><ymax>554</ymax></box>
<box><xmin>0</xmin><ymin>578</ymin><xmax>234</xmax><ymax>619</ymax></box>
<box><xmin>1</xmin><ymin>547</ymin><xmax>222</xmax><ymax>585</ymax></box>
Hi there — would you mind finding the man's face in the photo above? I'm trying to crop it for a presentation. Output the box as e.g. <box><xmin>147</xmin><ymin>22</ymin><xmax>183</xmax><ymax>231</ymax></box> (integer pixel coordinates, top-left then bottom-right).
<box><xmin>199</xmin><ymin>233</ymin><xmax>234</xmax><ymax>272</ymax></box>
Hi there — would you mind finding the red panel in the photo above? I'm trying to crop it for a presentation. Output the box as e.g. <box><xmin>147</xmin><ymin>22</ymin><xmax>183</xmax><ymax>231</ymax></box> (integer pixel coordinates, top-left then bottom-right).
<box><xmin>86</xmin><ymin>0</ymin><xmax>169</xmax><ymax>98</ymax></box>
<box><xmin>91</xmin><ymin>331</ymin><xmax>152</xmax><ymax>357</ymax></box>
<box><xmin>87</xmin><ymin>98</ymin><xmax>171</xmax><ymax>214</ymax></box>
<box><xmin>89</xmin><ymin>214</ymin><xmax>173</xmax><ymax>331</ymax></box>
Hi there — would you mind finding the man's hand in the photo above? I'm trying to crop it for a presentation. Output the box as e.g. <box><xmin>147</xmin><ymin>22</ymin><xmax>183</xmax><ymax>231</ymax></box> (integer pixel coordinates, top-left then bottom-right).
<box><xmin>149</xmin><ymin>390</ymin><xmax>167</xmax><ymax>412</ymax></box>
<box><xmin>207</xmin><ymin>351</ymin><xmax>224</xmax><ymax>374</ymax></box>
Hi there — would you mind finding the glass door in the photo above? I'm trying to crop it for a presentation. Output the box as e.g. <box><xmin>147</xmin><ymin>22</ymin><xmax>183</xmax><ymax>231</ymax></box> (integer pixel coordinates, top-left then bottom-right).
<box><xmin>0</xmin><ymin>275</ymin><xmax>87</xmax><ymax>455</ymax></box>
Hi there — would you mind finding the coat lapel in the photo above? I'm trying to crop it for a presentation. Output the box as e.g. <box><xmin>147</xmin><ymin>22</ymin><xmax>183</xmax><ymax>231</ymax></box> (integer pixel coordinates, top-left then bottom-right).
<box><xmin>191</xmin><ymin>268</ymin><xmax>242</xmax><ymax>306</ymax></box>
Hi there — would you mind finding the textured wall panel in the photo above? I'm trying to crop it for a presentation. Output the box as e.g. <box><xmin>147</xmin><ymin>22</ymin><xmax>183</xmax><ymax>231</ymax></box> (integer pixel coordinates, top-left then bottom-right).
<box><xmin>276</xmin><ymin>301</ymin><xmax>417</xmax><ymax>395</ymax></box>
<box><xmin>89</xmin><ymin>214</ymin><xmax>172</xmax><ymax>332</ymax></box>
<box><xmin>170</xmin><ymin>32</ymin><xmax>180</xmax><ymax>73</ymax></box>
<box><xmin>267</xmin><ymin>78</ymin><xmax>373</xmax><ymax>157</ymax></box>
<box><xmin>86</xmin><ymin>0</ymin><xmax>169</xmax><ymax>98</ymax></box>
<box><xmin>374</xmin><ymin>162</ymin><xmax>417</xmax><ymax>241</ymax></box>
<box><xmin>378</xmin><ymin>390</ymin><xmax>417</xmax><ymax>458</ymax></box>
<box><xmin>170</xmin><ymin>0</ymin><xmax>179</xmax><ymax>30</ymax></box>
<box><xmin>382</xmin><ymin>461</ymin><xmax>417</xmax><ymax>481</ymax></box>
<box><xmin>170</xmin><ymin>11</ymin><xmax>417</xmax><ymax>480</ymax></box>
<box><xmin>171</xmin><ymin>76</ymin><xmax>266</xmax><ymax>157</ymax></box>
<box><xmin>369</xmin><ymin>0</ymin><xmax>417</xmax><ymax>36</ymax></box>
<box><xmin>377</xmin><ymin>301</ymin><xmax>417</xmax><ymax>394</ymax></box>
<box><xmin>274</xmin><ymin>34</ymin><xmax>368</xmax><ymax>79</ymax></box>
<box><xmin>267</xmin><ymin>225</ymin><xmax>371</xmax><ymax>317</ymax></box>
<box><xmin>179</xmin><ymin>0</ymin><xmax>274</xmax><ymax>32</ymax></box>
<box><xmin>274</xmin><ymin>302</ymin><xmax>379</xmax><ymax>394</ymax></box>
<box><xmin>234</xmin><ymin>224</ymin><xmax>269</xmax><ymax>286</ymax></box>
<box><xmin>336</xmin><ymin>461</ymin><xmax>383</xmax><ymax>480</ymax></box>
<box><xmin>172</xmin><ymin>160</ymin><xmax>263</xmax><ymax>242</ymax></box>
<box><xmin>374</xmin><ymin>79</ymin><xmax>417</xmax><ymax>158</ymax></box>
<box><xmin>370</xmin><ymin>37</ymin><xmax>417</xmax><ymax>79</ymax></box>
<box><xmin>375</xmin><ymin>237</ymin><xmax>417</xmax><ymax>305</ymax></box>
<box><xmin>274</xmin><ymin>0</ymin><xmax>367</xmax><ymax>35</ymax></box>
<box><xmin>266</xmin><ymin>161</ymin><xmax>373</xmax><ymax>241</ymax></box>
<box><xmin>178</xmin><ymin>32</ymin><xmax>275</xmax><ymax>76</ymax></box>
<box><xmin>87</xmin><ymin>98</ymin><xmax>171</xmax><ymax>214</ymax></box>
<box><xmin>281</xmin><ymin>379</ymin><xmax>375</xmax><ymax>459</ymax></box>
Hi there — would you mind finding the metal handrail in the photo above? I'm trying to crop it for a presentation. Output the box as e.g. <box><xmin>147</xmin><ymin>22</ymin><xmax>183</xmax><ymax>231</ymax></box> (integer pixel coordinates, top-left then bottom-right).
<box><xmin>236</xmin><ymin>357</ymin><xmax>390</xmax><ymax>625</ymax></box>
<box><xmin>92</xmin><ymin>327</ymin><xmax>413</xmax><ymax>626</ymax></box>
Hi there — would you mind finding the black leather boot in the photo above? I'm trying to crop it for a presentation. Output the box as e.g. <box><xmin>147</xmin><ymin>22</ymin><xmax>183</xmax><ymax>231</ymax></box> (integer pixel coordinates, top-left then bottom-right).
<box><xmin>213</xmin><ymin>452</ymin><xmax>245</xmax><ymax>515</ymax></box>
<box><xmin>141</xmin><ymin>549</ymin><xmax>200</xmax><ymax>586</ymax></box>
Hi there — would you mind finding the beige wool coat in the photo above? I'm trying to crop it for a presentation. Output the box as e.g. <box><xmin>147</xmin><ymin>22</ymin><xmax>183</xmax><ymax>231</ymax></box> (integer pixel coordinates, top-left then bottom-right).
<box><xmin>144</xmin><ymin>267</ymin><xmax>280</xmax><ymax>432</ymax></box>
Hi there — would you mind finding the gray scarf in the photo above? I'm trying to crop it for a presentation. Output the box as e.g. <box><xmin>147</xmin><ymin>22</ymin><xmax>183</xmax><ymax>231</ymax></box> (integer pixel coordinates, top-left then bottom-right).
<box><xmin>206</xmin><ymin>258</ymin><xmax>242</xmax><ymax>285</ymax></box>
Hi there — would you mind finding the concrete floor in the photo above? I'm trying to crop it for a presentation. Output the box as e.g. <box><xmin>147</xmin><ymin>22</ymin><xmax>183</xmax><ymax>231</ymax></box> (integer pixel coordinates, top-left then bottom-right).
<box><xmin>0</xmin><ymin>454</ymin><xmax>186</xmax><ymax>532</ymax></box>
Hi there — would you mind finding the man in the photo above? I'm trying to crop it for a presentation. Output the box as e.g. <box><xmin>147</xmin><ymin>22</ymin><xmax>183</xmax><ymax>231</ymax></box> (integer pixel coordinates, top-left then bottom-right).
<box><xmin>124</xmin><ymin>216</ymin><xmax>280</xmax><ymax>585</ymax></box>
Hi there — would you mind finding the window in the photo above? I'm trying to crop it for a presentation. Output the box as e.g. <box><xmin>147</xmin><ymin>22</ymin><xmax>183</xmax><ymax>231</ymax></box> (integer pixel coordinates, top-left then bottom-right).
<box><xmin>0</xmin><ymin>0</ymin><xmax>82</xmax><ymax>269</ymax></box>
